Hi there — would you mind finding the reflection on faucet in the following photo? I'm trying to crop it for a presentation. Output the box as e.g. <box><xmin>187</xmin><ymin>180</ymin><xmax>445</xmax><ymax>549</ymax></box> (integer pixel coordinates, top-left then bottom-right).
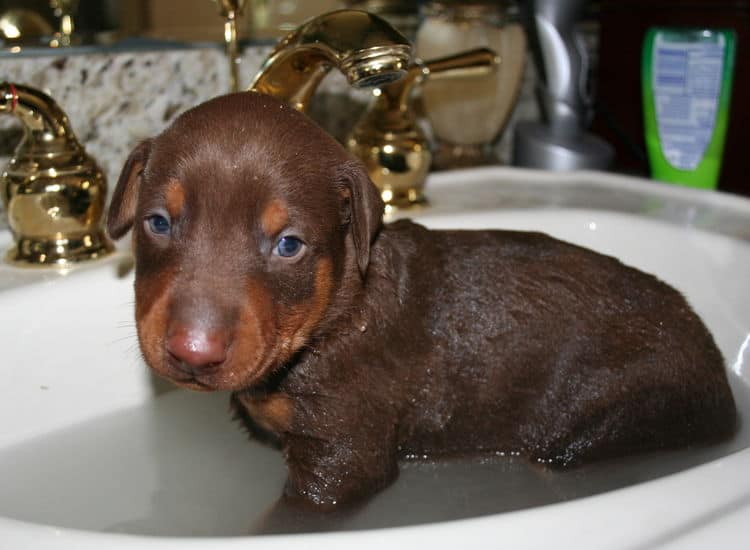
<box><xmin>249</xmin><ymin>9</ymin><xmax>412</xmax><ymax>112</ymax></box>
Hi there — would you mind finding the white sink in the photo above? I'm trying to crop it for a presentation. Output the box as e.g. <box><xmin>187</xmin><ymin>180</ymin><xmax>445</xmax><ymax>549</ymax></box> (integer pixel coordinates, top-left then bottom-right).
<box><xmin>1</xmin><ymin>167</ymin><xmax>749</xmax><ymax>549</ymax></box>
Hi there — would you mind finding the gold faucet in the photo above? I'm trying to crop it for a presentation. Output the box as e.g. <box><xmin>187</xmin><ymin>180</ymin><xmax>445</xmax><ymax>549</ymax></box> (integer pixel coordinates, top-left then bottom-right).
<box><xmin>249</xmin><ymin>9</ymin><xmax>412</xmax><ymax>112</ymax></box>
<box><xmin>248</xmin><ymin>11</ymin><xmax>498</xmax><ymax>209</ymax></box>
<box><xmin>347</xmin><ymin>48</ymin><xmax>498</xmax><ymax>209</ymax></box>
<box><xmin>0</xmin><ymin>83</ymin><xmax>113</xmax><ymax>266</ymax></box>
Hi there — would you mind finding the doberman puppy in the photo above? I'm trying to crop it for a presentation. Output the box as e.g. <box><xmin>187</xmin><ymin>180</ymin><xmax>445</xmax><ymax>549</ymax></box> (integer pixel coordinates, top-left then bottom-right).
<box><xmin>107</xmin><ymin>91</ymin><xmax>736</xmax><ymax>509</ymax></box>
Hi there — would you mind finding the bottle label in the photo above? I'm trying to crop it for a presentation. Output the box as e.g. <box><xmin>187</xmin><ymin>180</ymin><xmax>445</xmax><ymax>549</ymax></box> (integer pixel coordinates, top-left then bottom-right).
<box><xmin>652</xmin><ymin>31</ymin><xmax>725</xmax><ymax>171</ymax></box>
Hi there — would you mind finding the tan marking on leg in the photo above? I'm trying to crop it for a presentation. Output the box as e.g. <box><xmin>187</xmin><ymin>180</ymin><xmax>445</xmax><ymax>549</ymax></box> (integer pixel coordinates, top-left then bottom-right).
<box><xmin>260</xmin><ymin>199</ymin><xmax>289</xmax><ymax>237</ymax></box>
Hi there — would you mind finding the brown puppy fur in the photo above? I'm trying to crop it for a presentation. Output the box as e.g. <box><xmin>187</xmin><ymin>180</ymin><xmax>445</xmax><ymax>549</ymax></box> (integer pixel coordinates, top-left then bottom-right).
<box><xmin>108</xmin><ymin>92</ymin><xmax>736</xmax><ymax>509</ymax></box>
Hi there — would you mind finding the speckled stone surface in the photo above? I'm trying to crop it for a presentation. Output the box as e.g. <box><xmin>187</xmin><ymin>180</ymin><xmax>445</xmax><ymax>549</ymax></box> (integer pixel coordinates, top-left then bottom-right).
<box><xmin>0</xmin><ymin>46</ymin><xmax>270</xmax><ymax>186</ymax></box>
<box><xmin>0</xmin><ymin>44</ymin><xmax>536</xmax><ymax>230</ymax></box>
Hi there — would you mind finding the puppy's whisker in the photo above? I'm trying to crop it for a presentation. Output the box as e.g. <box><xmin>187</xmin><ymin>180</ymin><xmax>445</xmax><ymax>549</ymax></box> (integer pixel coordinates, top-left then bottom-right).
<box><xmin>109</xmin><ymin>333</ymin><xmax>138</xmax><ymax>345</ymax></box>
<box><xmin>126</xmin><ymin>342</ymin><xmax>143</xmax><ymax>359</ymax></box>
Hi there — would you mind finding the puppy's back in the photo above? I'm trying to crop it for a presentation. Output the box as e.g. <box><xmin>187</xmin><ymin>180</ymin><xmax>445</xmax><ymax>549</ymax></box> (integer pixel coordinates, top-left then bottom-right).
<box><xmin>377</xmin><ymin>220</ymin><xmax>736</xmax><ymax>464</ymax></box>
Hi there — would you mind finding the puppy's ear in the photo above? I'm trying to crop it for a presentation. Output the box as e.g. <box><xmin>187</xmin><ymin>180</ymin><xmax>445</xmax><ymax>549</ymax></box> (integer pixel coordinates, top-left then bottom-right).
<box><xmin>338</xmin><ymin>160</ymin><xmax>384</xmax><ymax>278</ymax></box>
<box><xmin>107</xmin><ymin>140</ymin><xmax>152</xmax><ymax>239</ymax></box>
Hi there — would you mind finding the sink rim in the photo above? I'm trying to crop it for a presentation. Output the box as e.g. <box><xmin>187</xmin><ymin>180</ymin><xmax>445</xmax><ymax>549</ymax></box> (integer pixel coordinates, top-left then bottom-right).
<box><xmin>400</xmin><ymin>166</ymin><xmax>750</xmax><ymax>243</ymax></box>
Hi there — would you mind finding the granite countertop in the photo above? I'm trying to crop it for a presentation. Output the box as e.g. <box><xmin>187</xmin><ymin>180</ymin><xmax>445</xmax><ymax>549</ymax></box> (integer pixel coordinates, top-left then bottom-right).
<box><xmin>0</xmin><ymin>46</ymin><xmax>271</xmax><ymax>187</ymax></box>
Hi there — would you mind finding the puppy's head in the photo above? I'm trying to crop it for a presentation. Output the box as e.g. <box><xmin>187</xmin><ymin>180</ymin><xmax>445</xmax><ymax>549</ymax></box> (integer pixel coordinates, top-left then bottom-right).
<box><xmin>107</xmin><ymin>92</ymin><xmax>383</xmax><ymax>391</ymax></box>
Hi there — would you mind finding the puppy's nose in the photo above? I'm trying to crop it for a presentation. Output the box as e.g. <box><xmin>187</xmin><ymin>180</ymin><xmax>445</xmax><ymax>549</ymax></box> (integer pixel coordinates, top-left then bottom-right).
<box><xmin>166</xmin><ymin>326</ymin><xmax>228</xmax><ymax>371</ymax></box>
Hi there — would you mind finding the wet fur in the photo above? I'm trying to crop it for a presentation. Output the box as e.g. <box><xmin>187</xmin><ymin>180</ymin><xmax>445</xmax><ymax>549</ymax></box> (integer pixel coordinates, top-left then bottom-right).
<box><xmin>108</xmin><ymin>92</ymin><xmax>737</xmax><ymax>509</ymax></box>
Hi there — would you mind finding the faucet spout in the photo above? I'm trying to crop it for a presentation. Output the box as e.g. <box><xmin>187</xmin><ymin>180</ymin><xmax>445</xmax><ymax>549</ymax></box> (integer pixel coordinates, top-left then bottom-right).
<box><xmin>0</xmin><ymin>82</ymin><xmax>79</xmax><ymax>161</ymax></box>
<box><xmin>249</xmin><ymin>9</ymin><xmax>412</xmax><ymax>112</ymax></box>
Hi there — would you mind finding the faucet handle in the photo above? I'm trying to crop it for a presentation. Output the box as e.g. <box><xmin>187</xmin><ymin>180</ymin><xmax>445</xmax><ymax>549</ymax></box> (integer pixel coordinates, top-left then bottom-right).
<box><xmin>0</xmin><ymin>82</ymin><xmax>113</xmax><ymax>266</ymax></box>
<box><xmin>420</xmin><ymin>48</ymin><xmax>500</xmax><ymax>82</ymax></box>
<box><xmin>347</xmin><ymin>48</ymin><xmax>498</xmax><ymax>210</ymax></box>
<box><xmin>249</xmin><ymin>9</ymin><xmax>412</xmax><ymax>112</ymax></box>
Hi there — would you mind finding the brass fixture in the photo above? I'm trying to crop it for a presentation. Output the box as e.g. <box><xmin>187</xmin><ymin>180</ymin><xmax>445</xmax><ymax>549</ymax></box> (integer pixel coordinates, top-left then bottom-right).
<box><xmin>0</xmin><ymin>83</ymin><xmax>113</xmax><ymax>266</ymax></box>
<box><xmin>0</xmin><ymin>9</ymin><xmax>54</xmax><ymax>46</ymax></box>
<box><xmin>347</xmin><ymin>48</ymin><xmax>498</xmax><ymax>209</ymax></box>
<box><xmin>213</xmin><ymin>0</ymin><xmax>248</xmax><ymax>93</ymax></box>
<box><xmin>249</xmin><ymin>9</ymin><xmax>412</xmax><ymax>112</ymax></box>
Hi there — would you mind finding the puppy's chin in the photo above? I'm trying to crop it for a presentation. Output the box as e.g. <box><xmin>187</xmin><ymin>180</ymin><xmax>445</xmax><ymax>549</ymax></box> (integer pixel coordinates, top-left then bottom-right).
<box><xmin>144</xmin><ymin>351</ymin><xmax>272</xmax><ymax>393</ymax></box>
<box><xmin>167</xmin><ymin>375</ymin><xmax>217</xmax><ymax>392</ymax></box>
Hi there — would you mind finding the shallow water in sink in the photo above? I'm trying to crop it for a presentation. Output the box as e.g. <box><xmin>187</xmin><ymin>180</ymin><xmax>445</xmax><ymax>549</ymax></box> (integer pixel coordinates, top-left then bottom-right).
<box><xmin>2</xmin><ymin>207</ymin><xmax>749</xmax><ymax>537</ymax></box>
<box><xmin>0</xmin><ymin>384</ymin><xmax>747</xmax><ymax>536</ymax></box>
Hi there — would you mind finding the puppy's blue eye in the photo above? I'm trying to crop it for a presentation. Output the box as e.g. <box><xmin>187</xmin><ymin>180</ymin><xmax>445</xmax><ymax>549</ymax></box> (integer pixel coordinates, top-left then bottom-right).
<box><xmin>275</xmin><ymin>236</ymin><xmax>303</xmax><ymax>258</ymax></box>
<box><xmin>146</xmin><ymin>214</ymin><xmax>171</xmax><ymax>235</ymax></box>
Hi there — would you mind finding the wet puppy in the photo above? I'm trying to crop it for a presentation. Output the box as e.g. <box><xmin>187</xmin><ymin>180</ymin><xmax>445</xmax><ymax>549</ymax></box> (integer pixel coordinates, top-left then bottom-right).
<box><xmin>108</xmin><ymin>92</ymin><xmax>736</xmax><ymax>509</ymax></box>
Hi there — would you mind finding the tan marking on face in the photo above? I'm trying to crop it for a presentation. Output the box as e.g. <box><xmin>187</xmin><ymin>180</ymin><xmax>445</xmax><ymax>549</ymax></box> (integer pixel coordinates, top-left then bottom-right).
<box><xmin>236</xmin><ymin>392</ymin><xmax>293</xmax><ymax>435</ymax></box>
<box><xmin>135</xmin><ymin>268</ymin><xmax>175</xmax><ymax>382</ymax></box>
<box><xmin>216</xmin><ymin>277</ymin><xmax>275</xmax><ymax>390</ymax></box>
<box><xmin>260</xmin><ymin>199</ymin><xmax>289</xmax><ymax>237</ymax></box>
<box><xmin>278</xmin><ymin>257</ymin><xmax>334</xmax><ymax>357</ymax></box>
<box><xmin>165</xmin><ymin>179</ymin><xmax>185</xmax><ymax>219</ymax></box>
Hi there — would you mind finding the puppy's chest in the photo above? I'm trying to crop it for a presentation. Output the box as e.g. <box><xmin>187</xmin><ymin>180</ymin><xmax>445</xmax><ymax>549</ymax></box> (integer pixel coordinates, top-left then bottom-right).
<box><xmin>234</xmin><ymin>391</ymin><xmax>294</xmax><ymax>436</ymax></box>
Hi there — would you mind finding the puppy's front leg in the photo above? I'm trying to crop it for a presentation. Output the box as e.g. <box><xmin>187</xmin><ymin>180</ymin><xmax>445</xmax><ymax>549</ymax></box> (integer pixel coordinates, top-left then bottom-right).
<box><xmin>281</xmin><ymin>419</ymin><xmax>400</xmax><ymax>509</ymax></box>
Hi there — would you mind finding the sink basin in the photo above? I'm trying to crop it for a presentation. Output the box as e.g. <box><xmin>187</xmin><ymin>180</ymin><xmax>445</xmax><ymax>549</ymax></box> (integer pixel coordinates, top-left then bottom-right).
<box><xmin>1</xmin><ymin>167</ymin><xmax>749</xmax><ymax>549</ymax></box>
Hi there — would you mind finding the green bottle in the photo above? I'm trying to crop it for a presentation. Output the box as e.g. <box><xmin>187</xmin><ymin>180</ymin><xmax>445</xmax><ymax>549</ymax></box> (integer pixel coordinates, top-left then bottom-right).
<box><xmin>642</xmin><ymin>28</ymin><xmax>736</xmax><ymax>190</ymax></box>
